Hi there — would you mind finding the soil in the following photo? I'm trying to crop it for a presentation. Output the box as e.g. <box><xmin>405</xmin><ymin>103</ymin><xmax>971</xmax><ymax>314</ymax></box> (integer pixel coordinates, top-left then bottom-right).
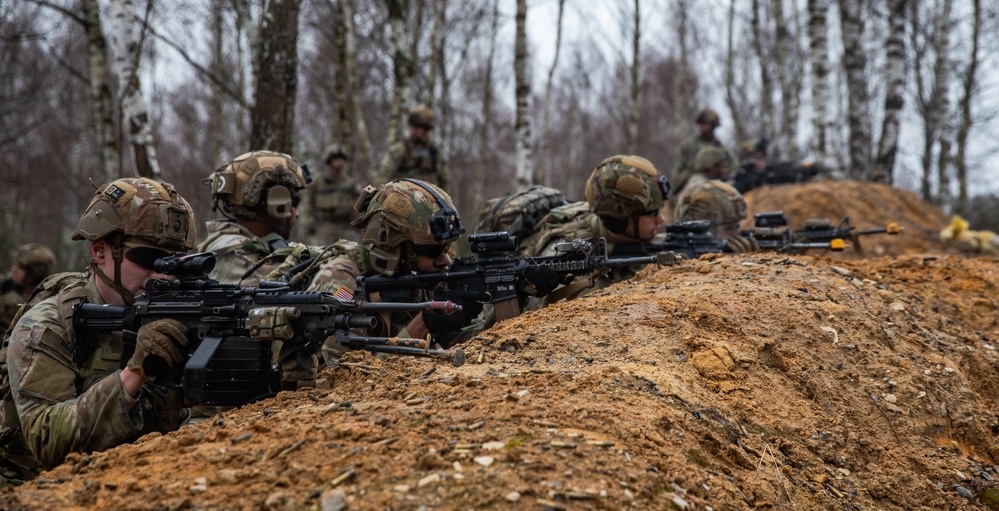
<box><xmin>3</xmin><ymin>180</ymin><xmax>999</xmax><ymax>511</ymax></box>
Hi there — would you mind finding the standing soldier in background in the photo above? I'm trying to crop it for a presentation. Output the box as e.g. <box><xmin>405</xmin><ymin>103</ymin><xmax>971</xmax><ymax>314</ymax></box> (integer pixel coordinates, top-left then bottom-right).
<box><xmin>0</xmin><ymin>244</ymin><xmax>56</xmax><ymax>334</ymax></box>
<box><xmin>668</xmin><ymin>108</ymin><xmax>738</xmax><ymax>221</ymax></box>
<box><xmin>0</xmin><ymin>178</ymin><xmax>196</xmax><ymax>485</ymax></box>
<box><xmin>377</xmin><ymin>105</ymin><xmax>448</xmax><ymax>191</ymax></box>
<box><xmin>197</xmin><ymin>150</ymin><xmax>314</xmax><ymax>287</ymax></box>
<box><xmin>306</xmin><ymin>144</ymin><xmax>361</xmax><ymax>244</ymax></box>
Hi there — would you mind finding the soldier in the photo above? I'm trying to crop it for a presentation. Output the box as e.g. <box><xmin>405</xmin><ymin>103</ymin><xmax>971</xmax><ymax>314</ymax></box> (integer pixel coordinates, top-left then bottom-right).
<box><xmin>0</xmin><ymin>244</ymin><xmax>56</xmax><ymax>334</ymax></box>
<box><xmin>306</xmin><ymin>144</ymin><xmax>362</xmax><ymax>245</ymax></box>
<box><xmin>674</xmin><ymin>179</ymin><xmax>760</xmax><ymax>253</ymax></box>
<box><xmin>269</xmin><ymin>179</ymin><xmax>485</xmax><ymax>362</ymax></box>
<box><xmin>519</xmin><ymin>155</ymin><xmax>670</xmax><ymax>298</ymax></box>
<box><xmin>685</xmin><ymin>146</ymin><xmax>733</xmax><ymax>190</ymax></box>
<box><xmin>738</xmin><ymin>138</ymin><xmax>769</xmax><ymax>171</ymax></box>
<box><xmin>668</xmin><ymin>108</ymin><xmax>738</xmax><ymax>221</ymax></box>
<box><xmin>0</xmin><ymin>178</ymin><xmax>196</xmax><ymax>485</ymax></box>
<box><xmin>376</xmin><ymin>105</ymin><xmax>448</xmax><ymax>191</ymax></box>
<box><xmin>197</xmin><ymin>150</ymin><xmax>314</xmax><ymax>286</ymax></box>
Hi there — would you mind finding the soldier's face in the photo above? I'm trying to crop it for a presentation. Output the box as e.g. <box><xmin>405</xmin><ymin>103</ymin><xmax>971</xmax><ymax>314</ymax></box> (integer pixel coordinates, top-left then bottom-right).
<box><xmin>630</xmin><ymin>212</ymin><xmax>665</xmax><ymax>242</ymax></box>
<box><xmin>409</xmin><ymin>125</ymin><xmax>428</xmax><ymax>142</ymax></box>
<box><xmin>329</xmin><ymin>157</ymin><xmax>347</xmax><ymax>174</ymax></box>
<box><xmin>706</xmin><ymin>162</ymin><xmax>731</xmax><ymax>179</ymax></box>
<box><xmin>91</xmin><ymin>239</ymin><xmax>171</xmax><ymax>305</ymax></box>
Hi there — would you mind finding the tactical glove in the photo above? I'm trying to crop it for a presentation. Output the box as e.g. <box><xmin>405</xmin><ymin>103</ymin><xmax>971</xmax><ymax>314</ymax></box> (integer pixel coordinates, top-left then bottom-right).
<box><xmin>280</xmin><ymin>345</ymin><xmax>319</xmax><ymax>390</ymax></box>
<box><xmin>522</xmin><ymin>265</ymin><xmax>563</xmax><ymax>297</ymax></box>
<box><xmin>127</xmin><ymin>319</ymin><xmax>189</xmax><ymax>380</ymax></box>
<box><xmin>725</xmin><ymin>235</ymin><xmax>761</xmax><ymax>254</ymax></box>
<box><xmin>422</xmin><ymin>289</ymin><xmax>488</xmax><ymax>335</ymax></box>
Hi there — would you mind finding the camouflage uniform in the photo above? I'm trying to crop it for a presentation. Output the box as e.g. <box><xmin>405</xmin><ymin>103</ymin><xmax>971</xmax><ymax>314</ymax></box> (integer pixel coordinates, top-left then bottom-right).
<box><xmin>308</xmin><ymin>175</ymin><xmax>361</xmax><ymax>245</ymax></box>
<box><xmin>0</xmin><ymin>178</ymin><xmax>195</xmax><ymax>484</ymax></box>
<box><xmin>668</xmin><ymin>108</ymin><xmax>738</xmax><ymax>221</ymax></box>
<box><xmin>197</xmin><ymin>220</ymin><xmax>305</xmax><ymax>287</ymax></box>
<box><xmin>674</xmin><ymin>179</ymin><xmax>759</xmax><ymax>254</ymax></box>
<box><xmin>376</xmin><ymin>106</ymin><xmax>448</xmax><ymax>190</ymax></box>
<box><xmin>1</xmin><ymin>244</ymin><xmax>57</xmax><ymax>334</ymax></box>
<box><xmin>0</xmin><ymin>284</ymin><xmax>24</xmax><ymax>336</ymax></box>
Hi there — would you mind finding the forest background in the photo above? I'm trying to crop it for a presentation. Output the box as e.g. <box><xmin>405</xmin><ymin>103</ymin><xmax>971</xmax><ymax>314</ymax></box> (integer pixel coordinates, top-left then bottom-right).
<box><xmin>2</xmin><ymin>0</ymin><xmax>998</xmax><ymax>272</ymax></box>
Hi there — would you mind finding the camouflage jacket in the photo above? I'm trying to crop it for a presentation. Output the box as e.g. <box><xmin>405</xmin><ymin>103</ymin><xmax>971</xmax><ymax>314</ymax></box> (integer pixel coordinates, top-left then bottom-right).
<box><xmin>197</xmin><ymin>220</ymin><xmax>304</xmax><ymax>286</ymax></box>
<box><xmin>308</xmin><ymin>172</ymin><xmax>361</xmax><ymax>223</ymax></box>
<box><xmin>376</xmin><ymin>139</ymin><xmax>448</xmax><ymax>190</ymax></box>
<box><xmin>670</xmin><ymin>135</ymin><xmax>738</xmax><ymax>197</ymax></box>
<box><xmin>0</xmin><ymin>272</ymin><xmax>183</xmax><ymax>478</ymax></box>
<box><xmin>0</xmin><ymin>281</ymin><xmax>24</xmax><ymax>336</ymax></box>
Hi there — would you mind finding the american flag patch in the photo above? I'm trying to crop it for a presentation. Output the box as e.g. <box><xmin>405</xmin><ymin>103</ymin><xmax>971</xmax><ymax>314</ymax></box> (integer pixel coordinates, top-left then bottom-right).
<box><xmin>333</xmin><ymin>286</ymin><xmax>353</xmax><ymax>300</ymax></box>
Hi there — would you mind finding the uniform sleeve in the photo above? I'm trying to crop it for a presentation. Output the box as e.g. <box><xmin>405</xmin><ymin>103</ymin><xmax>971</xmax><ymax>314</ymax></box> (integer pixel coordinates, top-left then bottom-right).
<box><xmin>5</xmin><ymin>300</ymin><xmax>142</xmax><ymax>469</ymax></box>
<box><xmin>307</xmin><ymin>254</ymin><xmax>362</xmax><ymax>298</ymax></box>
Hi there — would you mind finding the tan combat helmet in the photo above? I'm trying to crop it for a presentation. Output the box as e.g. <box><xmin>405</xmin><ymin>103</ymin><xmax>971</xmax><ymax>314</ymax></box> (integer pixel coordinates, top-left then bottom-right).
<box><xmin>73</xmin><ymin>177</ymin><xmax>196</xmax><ymax>304</ymax></box>
<box><xmin>675</xmin><ymin>179</ymin><xmax>747</xmax><ymax>228</ymax></box>
<box><xmin>408</xmin><ymin>105</ymin><xmax>435</xmax><ymax>130</ymax></box>
<box><xmin>695</xmin><ymin>108</ymin><xmax>721</xmax><ymax>127</ymax></box>
<box><xmin>585</xmin><ymin>155</ymin><xmax>670</xmax><ymax>222</ymax></box>
<box><xmin>738</xmin><ymin>138</ymin><xmax>768</xmax><ymax>161</ymax></box>
<box><xmin>322</xmin><ymin>144</ymin><xmax>349</xmax><ymax>165</ymax></box>
<box><xmin>351</xmin><ymin>178</ymin><xmax>464</xmax><ymax>275</ymax></box>
<box><xmin>208</xmin><ymin>150</ymin><xmax>311</xmax><ymax>222</ymax></box>
<box><xmin>694</xmin><ymin>147</ymin><xmax>730</xmax><ymax>174</ymax></box>
<box><xmin>14</xmin><ymin>243</ymin><xmax>56</xmax><ymax>282</ymax></box>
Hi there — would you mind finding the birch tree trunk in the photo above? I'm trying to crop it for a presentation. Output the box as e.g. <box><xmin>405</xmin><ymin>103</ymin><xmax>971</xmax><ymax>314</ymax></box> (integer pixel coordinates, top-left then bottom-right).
<box><xmin>724</xmin><ymin>0</ymin><xmax>745</xmax><ymax>144</ymax></box>
<box><xmin>473</xmin><ymin>0</ymin><xmax>500</xmax><ymax>209</ymax></box>
<box><xmin>931</xmin><ymin>0</ymin><xmax>954</xmax><ymax>210</ymax></box>
<box><xmin>807</xmin><ymin>0</ymin><xmax>833</xmax><ymax>171</ymax></box>
<box><xmin>627</xmin><ymin>0</ymin><xmax>640</xmax><ymax>155</ymax></box>
<box><xmin>249</xmin><ymin>0</ymin><xmax>300</xmax><ymax>154</ymax></box>
<box><xmin>751</xmin><ymin>0</ymin><xmax>775</xmax><ymax>150</ymax></box>
<box><xmin>233</xmin><ymin>0</ymin><xmax>254</xmax><ymax>149</ymax></box>
<box><xmin>339</xmin><ymin>0</ymin><xmax>373</xmax><ymax>180</ymax></box>
<box><xmin>535</xmin><ymin>0</ymin><xmax>564</xmax><ymax>186</ymax></box>
<box><xmin>110</xmin><ymin>0</ymin><xmax>160</xmax><ymax>179</ymax></box>
<box><xmin>209</xmin><ymin>0</ymin><xmax>224</xmax><ymax>166</ymax></box>
<box><xmin>387</xmin><ymin>0</ymin><xmax>410</xmax><ymax>145</ymax></box>
<box><xmin>839</xmin><ymin>0</ymin><xmax>871</xmax><ymax>180</ymax></box>
<box><xmin>910</xmin><ymin>4</ymin><xmax>933</xmax><ymax>200</ymax></box>
<box><xmin>872</xmin><ymin>0</ymin><xmax>907</xmax><ymax>184</ymax></box>
<box><xmin>773</xmin><ymin>0</ymin><xmax>801</xmax><ymax>160</ymax></box>
<box><xmin>408</xmin><ymin>0</ymin><xmax>424</xmax><ymax>106</ymax></box>
<box><xmin>429</xmin><ymin>0</ymin><xmax>448</xmax><ymax>187</ymax></box>
<box><xmin>674</xmin><ymin>0</ymin><xmax>694</xmax><ymax>138</ymax></box>
<box><xmin>81</xmin><ymin>0</ymin><xmax>119</xmax><ymax>182</ymax></box>
<box><xmin>513</xmin><ymin>0</ymin><xmax>533</xmax><ymax>190</ymax></box>
<box><xmin>954</xmin><ymin>0</ymin><xmax>980</xmax><ymax>215</ymax></box>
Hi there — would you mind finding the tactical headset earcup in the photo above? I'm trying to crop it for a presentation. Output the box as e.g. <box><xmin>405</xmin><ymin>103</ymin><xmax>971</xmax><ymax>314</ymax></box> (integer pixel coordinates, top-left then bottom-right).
<box><xmin>265</xmin><ymin>185</ymin><xmax>294</xmax><ymax>219</ymax></box>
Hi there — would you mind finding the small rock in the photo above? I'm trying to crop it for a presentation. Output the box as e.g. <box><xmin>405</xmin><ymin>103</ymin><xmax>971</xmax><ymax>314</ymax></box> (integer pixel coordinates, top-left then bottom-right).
<box><xmin>670</xmin><ymin>493</ymin><xmax>690</xmax><ymax>509</ymax></box>
<box><xmin>482</xmin><ymin>441</ymin><xmax>506</xmax><ymax>450</ymax></box>
<box><xmin>216</xmin><ymin>470</ymin><xmax>238</xmax><ymax>484</ymax></box>
<box><xmin>320</xmin><ymin>489</ymin><xmax>347</xmax><ymax>511</ymax></box>
<box><xmin>830</xmin><ymin>266</ymin><xmax>850</xmax><ymax>276</ymax></box>
<box><xmin>474</xmin><ymin>456</ymin><xmax>494</xmax><ymax>467</ymax></box>
<box><xmin>418</xmin><ymin>473</ymin><xmax>440</xmax><ymax>487</ymax></box>
<box><xmin>393</xmin><ymin>484</ymin><xmax>411</xmax><ymax>492</ymax></box>
<box><xmin>885</xmin><ymin>394</ymin><xmax>897</xmax><ymax>404</ymax></box>
<box><xmin>956</xmin><ymin>469</ymin><xmax>969</xmax><ymax>480</ymax></box>
<box><xmin>516</xmin><ymin>389</ymin><xmax>530</xmax><ymax>397</ymax></box>
<box><xmin>944</xmin><ymin>367</ymin><xmax>956</xmax><ymax>373</ymax></box>
<box><xmin>453</xmin><ymin>461</ymin><xmax>463</xmax><ymax>472</ymax></box>
<box><xmin>189</xmin><ymin>484</ymin><xmax>207</xmax><ymax>494</ymax></box>
<box><xmin>837</xmin><ymin>468</ymin><xmax>851</xmax><ymax>476</ymax></box>
<box><xmin>888</xmin><ymin>302</ymin><xmax>906</xmax><ymax>312</ymax></box>
<box><xmin>505</xmin><ymin>491</ymin><xmax>521</xmax><ymax>502</ymax></box>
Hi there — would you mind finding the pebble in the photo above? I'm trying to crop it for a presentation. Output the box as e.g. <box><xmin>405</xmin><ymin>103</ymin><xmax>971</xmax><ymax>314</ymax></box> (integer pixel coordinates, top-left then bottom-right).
<box><xmin>453</xmin><ymin>461</ymin><xmax>463</xmax><ymax>472</ymax></box>
<box><xmin>394</xmin><ymin>484</ymin><xmax>411</xmax><ymax>492</ymax></box>
<box><xmin>418</xmin><ymin>473</ymin><xmax>440</xmax><ymax>487</ymax></box>
<box><xmin>483</xmin><ymin>441</ymin><xmax>506</xmax><ymax>450</ymax></box>
<box><xmin>670</xmin><ymin>494</ymin><xmax>690</xmax><ymax>509</ymax></box>
<box><xmin>216</xmin><ymin>469</ymin><xmax>237</xmax><ymax>484</ymax></box>
<box><xmin>474</xmin><ymin>456</ymin><xmax>495</xmax><ymax>467</ymax></box>
<box><xmin>885</xmin><ymin>394</ymin><xmax>897</xmax><ymax>404</ymax></box>
<box><xmin>505</xmin><ymin>491</ymin><xmax>521</xmax><ymax>502</ymax></box>
<box><xmin>321</xmin><ymin>489</ymin><xmax>347</xmax><ymax>511</ymax></box>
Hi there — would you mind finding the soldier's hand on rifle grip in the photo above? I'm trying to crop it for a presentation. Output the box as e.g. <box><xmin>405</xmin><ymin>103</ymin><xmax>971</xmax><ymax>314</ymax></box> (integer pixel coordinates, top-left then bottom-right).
<box><xmin>422</xmin><ymin>290</ymin><xmax>488</xmax><ymax>334</ymax></box>
<box><xmin>725</xmin><ymin>235</ymin><xmax>760</xmax><ymax>254</ymax></box>
<box><xmin>128</xmin><ymin>319</ymin><xmax>189</xmax><ymax>380</ymax></box>
<box><xmin>522</xmin><ymin>265</ymin><xmax>563</xmax><ymax>297</ymax></box>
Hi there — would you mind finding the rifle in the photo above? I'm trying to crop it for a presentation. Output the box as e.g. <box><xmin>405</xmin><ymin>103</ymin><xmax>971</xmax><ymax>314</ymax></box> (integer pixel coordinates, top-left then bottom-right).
<box><xmin>73</xmin><ymin>252</ymin><xmax>465</xmax><ymax>407</ymax></box>
<box><xmin>611</xmin><ymin>220</ymin><xmax>728</xmax><ymax>259</ymax></box>
<box><xmin>357</xmin><ymin>231</ymin><xmax>680</xmax><ymax>321</ymax></box>
<box><xmin>731</xmin><ymin>161</ymin><xmax>823</xmax><ymax>193</ymax></box>
<box><xmin>744</xmin><ymin>211</ymin><xmax>902</xmax><ymax>254</ymax></box>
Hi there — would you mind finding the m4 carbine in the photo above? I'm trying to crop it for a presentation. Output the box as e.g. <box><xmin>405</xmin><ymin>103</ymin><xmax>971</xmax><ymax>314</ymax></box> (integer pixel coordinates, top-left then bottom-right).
<box><xmin>73</xmin><ymin>252</ymin><xmax>464</xmax><ymax>407</ymax></box>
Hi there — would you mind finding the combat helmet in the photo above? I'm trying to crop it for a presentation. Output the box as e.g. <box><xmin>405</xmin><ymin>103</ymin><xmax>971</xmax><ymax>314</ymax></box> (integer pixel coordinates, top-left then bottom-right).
<box><xmin>695</xmin><ymin>108</ymin><xmax>721</xmax><ymax>127</ymax></box>
<box><xmin>351</xmin><ymin>178</ymin><xmax>464</xmax><ymax>275</ymax></box>
<box><xmin>408</xmin><ymin>105</ymin><xmax>435</xmax><ymax>130</ymax></box>
<box><xmin>694</xmin><ymin>147</ymin><xmax>730</xmax><ymax>174</ymax></box>
<box><xmin>208</xmin><ymin>150</ymin><xmax>311</xmax><ymax>222</ymax></box>
<box><xmin>73</xmin><ymin>177</ymin><xmax>196</xmax><ymax>304</ymax></box>
<box><xmin>14</xmin><ymin>243</ymin><xmax>56</xmax><ymax>282</ymax></box>
<box><xmin>675</xmin><ymin>179</ymin><xmax>747</xmax><ymax>228</ymax></box>
<box><xmin>322</xmin><ymin>144</ymin><xmax>349</xmax><ymax>165</ymax></box>
<box><xmin>738</xmin><ymin>138</ymin><xmax>768</xmax><ymax>161</ymax></box>
<box><xmin>585</xmin><ymin>155</ymin><xmax>670</xmax><ymax>224</ymax></box>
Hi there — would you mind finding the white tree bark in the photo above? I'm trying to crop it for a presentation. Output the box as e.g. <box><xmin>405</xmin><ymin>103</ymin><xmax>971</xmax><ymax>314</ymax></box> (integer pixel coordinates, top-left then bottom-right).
<box><xmin>751</xmin><ymin>0</ymin><xmax>775</xmax><ymax>151</ymax></box>
<box><xmin>931</xmin><ymin>0</ymin><xmax>954</xmax><ymax>210</ymax></box>
<box><xmin>955</xmin><ymin>0</ymin><xmax>980</xmax><ymax>214</ymax></box>
<box><xmin>627</xmin><ymin>0</ymin><xmax>640</xmax><ymax>155</ymax></box>
<box><xmin>724</xmin><ymin>0</ymin><xmax>745</xmax><ymax>144</ymax></box>
<box><xmin>536</xmin><ymin>0</ymin><xmax>565</xmax><ymax>186</ymax></box>
<box><xmin>387</xmin><ymin>0</ymin><xmax>410</xmax><ymax>145</ymax></box>
<box><xmin>81</xmin><ymin>0</ymin><xmax>119</xmax><ymax>182</ymax></box>
<box><xmin>110</xmin><ymin>0</ymin><xmax>160</xmax><ymax>179</ymax></box>
<box><xmin>839</xmin><ymin>0</ymin><xmax>871</xmax><ymax>180</ymax></box>
<box><xmin>872</xmin><ymin>0</ymin><xmax>907</xmax><ymax>184</ymax></box>
<box><xmin>513</xmin><ymin>0</ymin><xmax>533</xmax><ymax>190</ymax></box>
<box><xmin>808</xmin><ymin>0</ymin><xmax>833</xmax><ymax>171</ymax></box>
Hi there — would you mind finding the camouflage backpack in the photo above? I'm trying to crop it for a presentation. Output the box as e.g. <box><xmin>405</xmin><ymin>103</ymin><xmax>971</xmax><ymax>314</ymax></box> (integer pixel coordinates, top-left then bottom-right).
<box><xmin>475</xmin><ymin>186</ymin><xmax>570</xmax><ymax>241</ymax></box>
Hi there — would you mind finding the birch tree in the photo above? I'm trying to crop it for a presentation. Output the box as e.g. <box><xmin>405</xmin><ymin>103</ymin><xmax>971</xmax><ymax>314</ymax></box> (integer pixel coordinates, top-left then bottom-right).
<box><xmin>724</xmin><ymin>0</ymin><xmax>746</xmax><ymax>144</ymax></box>
<box><xmin>249</xmin><ymin>0</ymin><xmax>301</xmax><ymax>154</ymax></box>
<box><xmin>513</xmin><ymin>0</ymin><xmax>533</xmax><ymax>190</ymax></box>
<box><xmin>839</xmin><ymin>0</ymin><xmax>871</xmax><ymax>180</ymax></box>
<box><xmin>807</xmin><ymin>0</ymin><xmax>833</xmax><ymax>171</ymax></box>
<box><xmin>931</xmin><ymin>0</ymin><xmax>954</xmax><ymax>210</ymax></box>
<box><xmin>110</xmin><ymin>0</ymin><xmax>161</xmax><ymax>179</ymax></box>
<box><xmin>872</xmin><ymin>0</ymin><xmax>907</xmax><ymax>184</ymax></box>
<box><xmin>81</xmin><ymin>0</ymin><xmax>119</xmax><ymax>181</ymax></box>
<box><xmin>954</xmin><ymin>0</ymin><xmax>981</xmax><ymax>215</ymax></box>
<box><xmin>473</xmin><ymin>0</ymin><xmax>500</xmax><ymax>207</ymax></box>
<box><xmin>429</xmin><ymin>0</ymin><xmax>448</xmax><ymax>187</ymax></box>
<box><xmin>536</xmin><ymin>0</ymin><xmax>565</xmax><ymax>186</ymax></box>
<box><xmin>627</xmin><ymin>0</ymin><xmax>640</xmax><ymax>155</ymax></box>
<box><xmin>751</xmin><ymin>0</ymin><xmax>775</xmax><ymax>149</ymax></box>
<box><xmin>387</xmin><ymin>0</ymin><xmax>411</xmax><ymax>144</ymax></box>
<box><xmin>339</xmin><ymin>0</ymin><xmax>373</xmax><ymax>178</ymax></box>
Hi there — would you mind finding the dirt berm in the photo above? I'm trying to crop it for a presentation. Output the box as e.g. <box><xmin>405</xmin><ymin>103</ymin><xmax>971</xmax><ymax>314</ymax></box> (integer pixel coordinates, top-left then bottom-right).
<box><xmin>3</xmin><ymin>181</ymin><xmax>998</xmax><ymax>511</ymax></box>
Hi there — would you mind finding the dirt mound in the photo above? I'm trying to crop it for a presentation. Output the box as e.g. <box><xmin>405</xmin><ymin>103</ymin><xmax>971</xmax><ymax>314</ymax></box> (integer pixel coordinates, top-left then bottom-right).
<box><xmin>744</xmin><ymin>180</ymin><xmax>952</xmax><ymax>258</ymax></box>
<box><xmin>4</xmin><ymin>183</ymin><xmax>999</xmax><ymax>511</ymax></box>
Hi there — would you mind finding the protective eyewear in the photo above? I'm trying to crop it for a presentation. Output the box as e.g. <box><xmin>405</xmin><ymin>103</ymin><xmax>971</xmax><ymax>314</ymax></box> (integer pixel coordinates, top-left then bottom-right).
<box><xmin>412</xmin><ymin>243</ymin><xmax>450</xmax><ymax>258</ymax></box>
<box><xmin>124</xmin><ymin>245</ymin><xmax>172</xmax><ymax>270</ymax></box>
